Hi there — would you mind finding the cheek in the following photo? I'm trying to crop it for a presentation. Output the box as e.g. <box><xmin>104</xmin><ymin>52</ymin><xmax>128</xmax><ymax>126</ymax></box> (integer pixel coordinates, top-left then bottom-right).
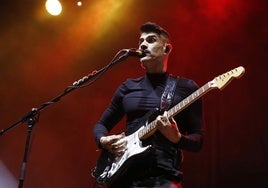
<box><xmin>150</xmin><ymin>45</ymin><xmax>163</xmax><ymax>54</ymax></box>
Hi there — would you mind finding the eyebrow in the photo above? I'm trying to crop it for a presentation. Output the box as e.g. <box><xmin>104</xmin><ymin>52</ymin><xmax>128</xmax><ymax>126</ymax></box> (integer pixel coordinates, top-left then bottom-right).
<box><xmin>139</xmin><ymin>34</ymin><xmax>157</xmax><ymax>40</ymax></box>
<box><xmin>139</xmin><ymin>34</ymin><xmax>158</xmax><ymax>43</ymax></box>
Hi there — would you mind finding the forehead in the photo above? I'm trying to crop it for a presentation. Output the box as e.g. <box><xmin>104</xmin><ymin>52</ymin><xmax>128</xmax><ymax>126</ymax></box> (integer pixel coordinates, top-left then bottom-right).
<box><xmin>139</xmin><ymin>32</ymin><xmax>159</xmax><ymax>39</ymax></box>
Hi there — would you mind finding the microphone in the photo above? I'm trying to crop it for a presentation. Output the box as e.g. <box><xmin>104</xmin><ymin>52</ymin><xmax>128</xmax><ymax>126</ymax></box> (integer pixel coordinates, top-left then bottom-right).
<box><xmin>127</xmin><ymin>49</ymin><xmax>146</xmax><ymax>58</ymax></box>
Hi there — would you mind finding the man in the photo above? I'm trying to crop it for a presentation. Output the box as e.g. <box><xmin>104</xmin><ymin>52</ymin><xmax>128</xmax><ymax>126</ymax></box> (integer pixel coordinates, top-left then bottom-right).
<box><xmin>93</xmin><ymin>22</ymin><xmax>203</xmax><ymax>188</ymax></box>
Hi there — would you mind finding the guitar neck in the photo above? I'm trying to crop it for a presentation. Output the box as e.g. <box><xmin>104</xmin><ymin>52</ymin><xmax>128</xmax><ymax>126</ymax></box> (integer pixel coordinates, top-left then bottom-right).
<box><xmin>167</xmin><ymin>81</ymin><xmax>214</xmax><ymax>118</ymax></box>
<box><xmin>138</xmin><ymin>81</ymin><xmax>215</xmax><ymax>140</ymax></box>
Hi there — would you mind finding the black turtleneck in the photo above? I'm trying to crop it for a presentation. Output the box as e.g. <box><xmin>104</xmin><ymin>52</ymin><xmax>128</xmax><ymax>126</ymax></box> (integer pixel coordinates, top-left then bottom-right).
<box><xmin>93</xmin><ymin>72</ymin><xmax>203</xmax><ymax>183</ymax></box>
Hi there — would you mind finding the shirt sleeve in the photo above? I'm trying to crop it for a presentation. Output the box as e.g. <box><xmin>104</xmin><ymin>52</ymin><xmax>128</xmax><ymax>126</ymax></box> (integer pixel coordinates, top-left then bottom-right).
<box><xmin>93</xmin><ymin>84</ymin><xmax>126</xmax><ymax>148</ymax></box>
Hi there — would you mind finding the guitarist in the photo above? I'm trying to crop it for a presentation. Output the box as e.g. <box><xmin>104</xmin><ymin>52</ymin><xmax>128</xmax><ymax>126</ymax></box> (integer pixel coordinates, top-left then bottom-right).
<box><xmin>93</xmin><ymin>22</ymin><xmax>204</xmax><ymax>188</ymax></box>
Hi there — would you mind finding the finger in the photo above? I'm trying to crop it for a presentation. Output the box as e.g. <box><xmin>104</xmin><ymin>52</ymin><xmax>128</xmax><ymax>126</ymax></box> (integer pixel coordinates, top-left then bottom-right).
<box><xmin>118</xmin><ymin>139</ymin><xmax>127</xmax><ymax>149</ymax></box>
<box><xmin>163</xmin><ymin>111</ymin><xmax>168</xmax><ymax>116</ymax></box>
<box><xmin>169</xmin><ymin>117</ymin><xmax>177</xmax><ymax>125</ymax></box>
<box><xmin>161</xmin><ymin>117</ymin><xmax>171</xmax><ymax>126</ymax></box>
<box><xmin>114</xmin><ymin>146</ymin><xmax>127</xmax><ymax>156</ymax></box>
<box><xmin>156</xmin><ymin>116</ymin><xmax>167</xmax><ymax>126</ymax></box>
<box><xmin>163</xmin><ymin>111</ymin><xmax>172</xmax><ymax>125</ymax></box>
<box><xmin>112</xmin><ymin>132</ymin><xmax>125</xmax><ymax>140</ymax></box>
<box><xmin>106</xmin><ymin>134</ymin><xmax>123</xmax><ymax>144</ymax></box>
<box><xmin>111</xmin><ymin>142</ymin><xmax>127</xmax><ymax>155</ymax></box>
<box><xmin>112</xmin><ymin>137</ymin><xmax>127</xmax><ymax>146</ymax></box>
<box><xmin>113</xmin><ymin>143</ymin><xmax>126</xmax><ymax>153</ymax></box>
<box><xmin>119</xmin><ymin>132</ymin><xmax>126</xmax><ymax>137</ymax></box>
<box><xmin>108</xmin><ymin>136</ymin><xmax>119</xmax><ymax>143</ymax></box>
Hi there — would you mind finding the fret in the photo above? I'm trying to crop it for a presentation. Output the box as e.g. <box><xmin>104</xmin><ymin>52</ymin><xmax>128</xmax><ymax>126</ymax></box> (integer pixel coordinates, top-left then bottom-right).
<box><xmin>193</xmin><ymin>92</ymin><xmax>197</xmax><ymax>98</ymax></box>
<box><xmin>192</xmin><ymin>92</ymin><xmax>196</xmax><ymax>99</ymax></box>
<box><xmin>203</xmin><ymin>83</ymin><xmax>208</xmax><ymax>90</ymax></box>
<box><xmin>206</xmin><ymin>83</ymin><xmax>209</xmax><ymax>89</ymax></box>
<box><xmin>147</xmin><ymin>126</ymin><xmax>150</xmax><ymax>133</ymax></box>
<box><xmin>145</xmin><ymin>126</ymin><xmax>149</xmax><ymax>133</ymax></box>
<box><xmin>151</xmin><ymin>121</ymin><xmax>156</xmax><ymax>130</ymax></box>
<box><xmin>138</xmin><ymin>130</ymin><xmax>142</xmax><ymax>138</ymax></box>
<box><xmin>196</xmin><ymin>89</ymin><xmax>200</xmax><ymax>96</ymax></box>
<box><xmin>142</xmin><ymin>129</ymin><xmax>145</xmax><ymax>136</ymax></box>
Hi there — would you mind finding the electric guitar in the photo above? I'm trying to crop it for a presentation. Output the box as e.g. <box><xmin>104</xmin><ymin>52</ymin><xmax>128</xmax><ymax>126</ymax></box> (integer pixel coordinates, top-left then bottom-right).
<box><xmin>91</xmin><ymin>66</ymin><xmax>245</xmax><ymax>186</ymax></box>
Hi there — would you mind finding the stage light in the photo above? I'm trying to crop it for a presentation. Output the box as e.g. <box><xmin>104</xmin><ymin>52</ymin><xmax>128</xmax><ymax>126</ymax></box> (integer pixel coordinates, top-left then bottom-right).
<box><xmin>45</xmin><ymin>0</ymin><xmax>62</xmax><ymax>16</ymax></box>
<box><xmin>77</xmin><ymin>1</ymin><xmax>82</xmax><ymax>7</ymax></box>
<box><xmin>0</xmin><ymin>161</ymin><xmax>17</xmax><ymax>188</ymax></box>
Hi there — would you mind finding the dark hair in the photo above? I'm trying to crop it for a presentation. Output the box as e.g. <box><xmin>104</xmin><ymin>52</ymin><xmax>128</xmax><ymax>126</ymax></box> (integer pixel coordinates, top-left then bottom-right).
<box><xmin>140</xmin><ymin>22</ymin><xmax>170</xmax><ymax>40</ymax></box>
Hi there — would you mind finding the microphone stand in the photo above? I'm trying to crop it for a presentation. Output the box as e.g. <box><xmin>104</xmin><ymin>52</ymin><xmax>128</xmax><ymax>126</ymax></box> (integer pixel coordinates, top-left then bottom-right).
<box><xmin>0</xmin><ymin>49</ymin><xmax>131</xmax><ymax>188</ymax></box>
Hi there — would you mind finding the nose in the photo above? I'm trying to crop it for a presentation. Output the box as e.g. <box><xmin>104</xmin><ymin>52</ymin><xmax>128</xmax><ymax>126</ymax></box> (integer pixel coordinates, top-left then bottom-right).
<box><xmin>140</xmin><ymin>44</ymin><xmax>147</xmax><ymax>51</ymax></box>
<box><xmin>139</xmin><ymin>39</ymin><xmax>148</xmax><ymax>50</ymax></box>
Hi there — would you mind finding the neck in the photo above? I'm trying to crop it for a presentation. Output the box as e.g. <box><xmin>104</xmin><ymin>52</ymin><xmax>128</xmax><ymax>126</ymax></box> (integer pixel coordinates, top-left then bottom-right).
<box><xmin>144</xmin><ymin>59</ymin><xmax>168</xmax><ymax>74</ymax></box>
<box><xmin>146</xmin><ymin>69</ymin><xmax>166</xmax><ymax>74</ymax></box>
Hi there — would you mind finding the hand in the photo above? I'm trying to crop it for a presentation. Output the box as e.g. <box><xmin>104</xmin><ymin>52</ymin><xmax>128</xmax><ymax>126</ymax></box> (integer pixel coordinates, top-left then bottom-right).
<box><xmin>100</xmin><ymin>132</ymin><xmax>127</xmax><ymax>156</ymax></box>
<box><xmin>156</xmin><ymin>111</ymin><xmax>181</xmax><ymax>143</ymax></box>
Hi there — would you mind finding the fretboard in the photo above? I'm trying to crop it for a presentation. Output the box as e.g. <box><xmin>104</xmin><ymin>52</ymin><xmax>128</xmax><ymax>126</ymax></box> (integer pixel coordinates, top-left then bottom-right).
<box><xmin>138</xmin><ymin>81</ymin><xmax>214</xmax><ymax>140</ymax></box>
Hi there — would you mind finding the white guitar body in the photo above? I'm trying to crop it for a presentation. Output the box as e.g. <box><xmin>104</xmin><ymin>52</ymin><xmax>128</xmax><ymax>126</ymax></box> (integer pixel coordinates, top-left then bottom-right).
<box><xmin>99</xmin><ymin>125</ymin><xmax>152</xmax><ymax>181</ymax></box>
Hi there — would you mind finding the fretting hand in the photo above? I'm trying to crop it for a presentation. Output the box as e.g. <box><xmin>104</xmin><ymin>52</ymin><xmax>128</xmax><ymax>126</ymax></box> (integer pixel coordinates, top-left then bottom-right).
<box><xmin>156</xmin><ymin>111</ymin><xmax>181</xmax><ymax>143</ymax></box>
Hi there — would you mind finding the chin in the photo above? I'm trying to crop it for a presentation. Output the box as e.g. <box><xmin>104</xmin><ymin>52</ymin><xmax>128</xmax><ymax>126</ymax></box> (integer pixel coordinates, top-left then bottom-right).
<box><xmin>140</xmin><ymin>56</ymin><xmax>152</xmax><ymax>62</ymax></box>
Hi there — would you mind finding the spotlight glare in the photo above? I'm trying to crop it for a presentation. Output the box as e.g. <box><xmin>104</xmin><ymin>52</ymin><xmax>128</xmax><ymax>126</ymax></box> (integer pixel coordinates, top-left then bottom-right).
<box><xmin>77</xmin><ymin>1</ymin><xmax>82</xmax><ymax>6</ymax></box>
<box><xmin>45</xmin><ymin>0</ymin><xmax>62</xmax><ymax>16</ymax></box>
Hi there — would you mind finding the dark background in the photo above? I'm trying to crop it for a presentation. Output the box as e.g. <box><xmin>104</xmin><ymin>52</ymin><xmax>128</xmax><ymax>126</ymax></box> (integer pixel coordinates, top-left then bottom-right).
<box><xmin>0</xmin><ymin>0</ymin><xmax>267</xmax><ymax>187</ymax></box>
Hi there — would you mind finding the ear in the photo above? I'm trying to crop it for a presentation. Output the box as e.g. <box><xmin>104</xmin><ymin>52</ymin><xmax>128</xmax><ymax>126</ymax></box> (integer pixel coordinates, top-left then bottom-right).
<box><xmin>164</xmin><ymin>43</ymin><xmax>172</xmax><ymax>54</ymax></box>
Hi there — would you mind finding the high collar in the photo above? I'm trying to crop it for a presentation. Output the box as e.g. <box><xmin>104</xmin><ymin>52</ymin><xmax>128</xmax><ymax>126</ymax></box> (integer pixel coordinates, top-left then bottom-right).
<box><xmin>146</xmin><ymin>72</ymin><xmax>168</xmax><ymax>85</ymax></box>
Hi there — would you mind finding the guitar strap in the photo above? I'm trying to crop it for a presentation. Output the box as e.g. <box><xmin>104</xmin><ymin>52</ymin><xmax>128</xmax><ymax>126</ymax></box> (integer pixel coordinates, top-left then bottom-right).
<box><xmin>160</xmin><ymin>75</ymin><xmax>178</xmax><ymax>111</ymax></box>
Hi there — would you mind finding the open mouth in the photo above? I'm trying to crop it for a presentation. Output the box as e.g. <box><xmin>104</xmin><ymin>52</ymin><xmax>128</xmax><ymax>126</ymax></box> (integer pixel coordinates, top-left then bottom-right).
<box><xmin>143</xmin><ymin>50</ymin><xmax>150</xmax><ymax>55</ymax></box>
